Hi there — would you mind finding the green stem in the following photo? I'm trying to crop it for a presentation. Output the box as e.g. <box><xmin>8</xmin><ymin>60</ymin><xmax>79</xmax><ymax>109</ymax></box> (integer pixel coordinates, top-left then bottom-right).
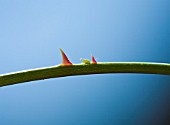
<box><xmin>0</xmin><ymin>62</ymin><xmax>170</xmax><ymax>87</ymax></box>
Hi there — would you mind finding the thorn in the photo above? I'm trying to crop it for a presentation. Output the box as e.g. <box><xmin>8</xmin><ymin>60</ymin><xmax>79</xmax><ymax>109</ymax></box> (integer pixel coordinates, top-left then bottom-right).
<box><xmin>59</xmin><ymin>48</ymin><xmax>72</xmax><ymax>66</ymax></box>
<box><xmin>91</xmin><ymin>54</ymin><xmax>97</xmax><ymax>64</ymax></box>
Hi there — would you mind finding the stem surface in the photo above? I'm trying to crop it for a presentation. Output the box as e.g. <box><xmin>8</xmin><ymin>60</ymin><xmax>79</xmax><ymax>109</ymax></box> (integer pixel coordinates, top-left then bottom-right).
<box><xmin>0</xmin><ymin>62</ymin><xmax>170</xmax><ymax>87</ymax></box>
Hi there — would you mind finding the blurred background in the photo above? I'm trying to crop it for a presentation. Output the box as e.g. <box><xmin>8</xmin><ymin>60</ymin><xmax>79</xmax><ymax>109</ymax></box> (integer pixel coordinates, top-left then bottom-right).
<box><xmin>0</xmin><ymin>0</ymin><xmax>170</xmax><ymax>125</ymax></box>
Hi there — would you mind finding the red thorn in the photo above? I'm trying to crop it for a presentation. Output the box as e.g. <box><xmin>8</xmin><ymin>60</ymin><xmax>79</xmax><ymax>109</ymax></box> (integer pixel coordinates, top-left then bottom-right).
<box><xmin>91</xmin><ymin>55</ymin><xmax>97</xmax><ymax>64</ymax></box>
<box><xmin>59</xmin><ymin>48</ymin><xmax>72</xmax><ymax>66</ymax></box>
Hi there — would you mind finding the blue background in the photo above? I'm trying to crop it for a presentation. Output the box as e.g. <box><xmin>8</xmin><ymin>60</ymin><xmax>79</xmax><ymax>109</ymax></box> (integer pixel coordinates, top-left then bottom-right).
<box><xmin>0</xmin><ymin>0</ymin><xmax>170</xmax><ymax>125</ymax></box>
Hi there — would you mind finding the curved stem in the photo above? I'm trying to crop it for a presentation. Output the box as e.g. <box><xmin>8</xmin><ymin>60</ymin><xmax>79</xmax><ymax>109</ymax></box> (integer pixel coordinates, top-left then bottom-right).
<box><xmin>0</xmin><ymin>62</ymin><xmax>170</xmax><ymax>87</ymax></box>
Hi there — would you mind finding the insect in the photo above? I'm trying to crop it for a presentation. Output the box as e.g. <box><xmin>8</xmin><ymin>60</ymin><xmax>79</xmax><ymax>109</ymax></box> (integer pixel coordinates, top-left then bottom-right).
<box><xmin>80</xmin><ymin>55</ymin><xmax>97</xmax><ymax>65</ymax></box>
<box><xmin>80</xmin><ymin>58</ymin><xmax>91</xmax><ymax>64</ymax></box>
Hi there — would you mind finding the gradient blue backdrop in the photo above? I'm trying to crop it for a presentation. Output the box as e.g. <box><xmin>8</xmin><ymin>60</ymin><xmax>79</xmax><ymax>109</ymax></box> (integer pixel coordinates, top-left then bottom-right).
<box><xmin>0</xmin><ymin>0</ymin><xmax>170</xmax><ymax>125</ymax></box>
